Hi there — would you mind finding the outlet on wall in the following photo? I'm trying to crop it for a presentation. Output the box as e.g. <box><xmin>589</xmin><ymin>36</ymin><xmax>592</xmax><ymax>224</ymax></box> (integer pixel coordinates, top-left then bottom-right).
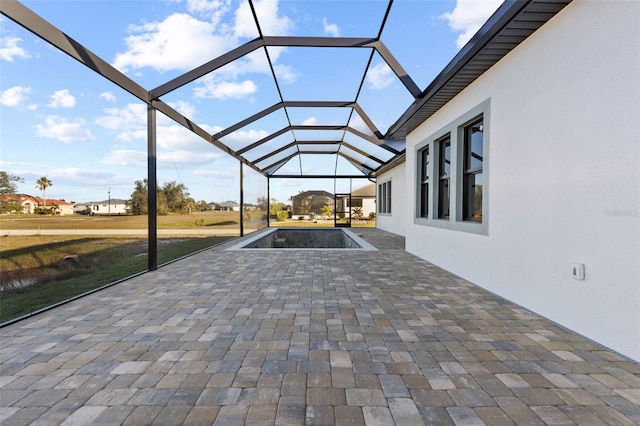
<box><xmin>571</xmin><ymin>263</ymin><xmax>585</xmax><ymax>280</ymax></box>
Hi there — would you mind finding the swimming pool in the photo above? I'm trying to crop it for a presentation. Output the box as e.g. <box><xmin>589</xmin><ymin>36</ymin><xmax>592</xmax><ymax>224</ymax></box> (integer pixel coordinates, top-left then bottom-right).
<box><xmin>227</xmin><ymin>228</ymin><xmax>377</xmax><ymax>251</ymax></box>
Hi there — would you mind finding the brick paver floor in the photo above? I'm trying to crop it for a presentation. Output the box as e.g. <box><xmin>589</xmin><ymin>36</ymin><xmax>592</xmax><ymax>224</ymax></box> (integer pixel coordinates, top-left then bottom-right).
<box><xmin>1</xmin><ymin>228</ymin><xmax>639</xmax><ymax>425</ymax></box>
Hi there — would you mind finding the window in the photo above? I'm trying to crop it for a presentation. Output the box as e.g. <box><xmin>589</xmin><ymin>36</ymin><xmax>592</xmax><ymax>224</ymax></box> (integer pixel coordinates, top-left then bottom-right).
<box><xmin>437</xmin><ymin>136</ymin><xmax>451</xmax><ymax>219</ymax></box>
<box><xmin>346</xmin><ymin>198</ymin><xmax>362</xmax><ymax>208</ymax></box>
<box><xmin>463</xmin><ymin>119</ymin><xmax>483</xmax><ymax>222</ymax></box>
<box><xmin>378</xmin><ymin>180</ymin><xmax>391</xmax><ymax>214</ymax></box>
<box><xmin>419</xmin><ymin>146</ymin><xmax>430</xmax><ymax>217</ymax></box>
<box><xmin>414</xmin><ymin>99</ymin><xmax>488</xmax><ymax>235</ymax></box>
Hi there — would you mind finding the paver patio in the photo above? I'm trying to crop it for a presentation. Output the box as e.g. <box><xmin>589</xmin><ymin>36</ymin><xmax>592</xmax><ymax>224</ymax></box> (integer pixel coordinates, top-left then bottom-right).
<box><xmin>1</xmin><ymin>228</ymin><xmax>639</xmax><ymax>425</ymax></box>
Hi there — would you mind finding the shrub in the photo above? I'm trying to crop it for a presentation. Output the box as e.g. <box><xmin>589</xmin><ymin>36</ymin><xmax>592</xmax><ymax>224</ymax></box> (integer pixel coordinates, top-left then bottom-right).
<box><xmin>276</xmin><ymin>211</ymin><xmax>288</xmax><ymax>222</ymax></box>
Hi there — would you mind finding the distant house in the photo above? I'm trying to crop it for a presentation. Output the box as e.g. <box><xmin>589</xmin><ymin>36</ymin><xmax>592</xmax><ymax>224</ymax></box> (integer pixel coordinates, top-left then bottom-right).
<box><xmin>0</xmin><ymin>194</ymin><xmax>39</xmax><ymax>214</ymax></box>
<box><xmin>74</xmin><ymin>199</ymin><xmax>128</xmax><ymax>215</ymax></box>
<box><xmin>291</xmin><ymin>190</ymin><xmax>333</xmax><ymax>219</ymax></box>
<box><xmin>210</xmin><ymin>201</ymin><xmax>240</xmax><ymax>212</ymax></box>
<box><xmin>2</xmin><ymin>194</ymin><xmax>75</xmax><ymax>215</ymax></box>
<box><xmin>336</xmin><ymin>184</ymin><xmax>376</xmax><ymax>219</ymax></box>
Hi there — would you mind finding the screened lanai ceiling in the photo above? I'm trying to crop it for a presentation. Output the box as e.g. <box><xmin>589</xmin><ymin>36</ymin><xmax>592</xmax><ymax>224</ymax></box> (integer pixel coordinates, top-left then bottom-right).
<box><xmin>1</xmin><ymin>0</ymin><xmax>570</xmax><ymax>179</ymax></box>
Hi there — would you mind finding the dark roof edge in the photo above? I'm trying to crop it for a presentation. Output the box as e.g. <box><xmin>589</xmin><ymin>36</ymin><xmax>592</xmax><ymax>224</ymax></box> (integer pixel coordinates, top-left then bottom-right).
<box><xmin>373</xmin><ymin>152</ymin><xmax>406</xmax><ymax>177</ymax></box>
<box><xmin>385</xmin><ymin>0</ymin><xmax>571</xmax><ymax>140</ymax></box>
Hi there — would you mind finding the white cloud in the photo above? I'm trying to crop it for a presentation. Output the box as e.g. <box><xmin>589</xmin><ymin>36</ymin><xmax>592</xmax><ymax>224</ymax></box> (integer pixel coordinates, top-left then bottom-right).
<box><xmin>99</xmin><ymin>92</ymin><xmax>117</xmax><ymax>102</ymax></box>
<box><xmin>102</xmin><ymin>147</ymin><xmax>220</xmax><ymax>168</ymax></box>
<box><xmin>234</xmin><ymin>0</ymin><xmax>293</xmax><ymax>38</ymax></box>
<box><xmin>95</xmin><ymin>103</ymin><xmax>146</xmax><ymax>138</ymax></box>
<box><xmin>102</xmin><ymin>149</ymin><xmax>147</xmax><ymax>167</ymax></box>
<box><xmin>194</xmin><ymin>165</ymin><xmax>238</xmax><ymax>179</ymax></box>
<box><xmin>441</xmin><ymin>0</ymin><xmax>504</xmax><ymax>49</ymax></box>
<box><xmin>35</xmin><ymin>115</ymin><xmax>96</xmax><ymax>143</ymax></box>
<box><xmin>157</xmin><ymin>124</ymin><xmax>222</xmax><ymax>153</ymax></box>
<box><xmin>193</xmin><ymin>77</ymin><xmax>258</xmax><ymax>100</ymax></box>
<box><xmin>348</xmin><ymin>114</ymin><xmax>374</xmax><ymax>134</ymax></box>
<box><xmin>0</xmin><ymin>36</ymin><xmax>30</xmax><ymax>62</ymax></box>
<box><xmin>47</xmin><ymin>89</ymin><xmax>76</xmax><ymax>108</ymax></box>
<box><xmin>302</xmin><ymin>117</ymin><xmax>317</xmax><ymax>126</ymax></box>
<box><xmin>322</xmin><ymin>18</ymin><xmax>340</xmax><ymax>37</ymax></box>
<box><xmin>273</xmin><ymin>63</ymin><xmax>297</xmax><ymax>84</ymax></box>
<box><xmin>366</xmin><ymin>62</ymin><xmax>395</xmax><ymax>90</ymax></box>
<box><xmin>222</xmin><ymin>128</ymin><xmax>269</xmax><ymax>146</ymax></box>
<box><xmin>113</xmin><ymin>13</ymin><xmax>237</xmax><ymax>72</ymax></box>
<box><xmin>185</xmin><ymin>0</ymin><xmax>229</xmax><ymax>22</ymax></box>
<box><xmin>167</xmin><ymin>100</ymin><xmax>197</xmax><ymax>118</ymax></box>
<box><xmin>0</xmin><ymin>85</ymin><xmax>31</xmax><ymax>107</ymax></box>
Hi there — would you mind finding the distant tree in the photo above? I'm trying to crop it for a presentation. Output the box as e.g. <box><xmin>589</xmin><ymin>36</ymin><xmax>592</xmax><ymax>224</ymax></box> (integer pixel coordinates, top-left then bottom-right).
<box><xmin>269</xmin><ymin>197</ymin><xmax>287</xmax><ymax>218</ymax></box>
<box><xmin>256</xmin><ymin>196</ymin><xmax>268</xmax><ymax>211</ymax></box>
<box><xmin>0</xmin><ymin>171</ymin><xmax>24</xmax><ymax>214</ymax></box>
<box><xmin>35</xmin><ymin>177</ymin><xmax>53</xmax><ymax>209</ymax></box>
<box><xmin>128</xmin><ymin>179</ymin><xmax>192</xmax><ymax>215</ymax></box>
<box><xmin>198</xmin><ymin>200</ymin><xmax>209</xmax><ymax>211</ymax></box>
<box><xmin>161</xmin><ymin>181</ymin><xmax>190</xmax><ymax>214</ymax></box>
<box><xmin>0</xmin><ymin>171</ymin><xmax>23</xmax><ymax>195</ymax></box>
<box><xmin>321</xmin><ymin>205</ymin><xmax>332</xmax><ymax>217</ymax></box>
<box><xmin>352</xmin><ymin>206</ymin><xmax>364</xmax><ymax>219</ymax></box>
<box><xmin>129</xmin><ymin>179</ymin><xmax>148</xmax><ymax>215</ymax></box>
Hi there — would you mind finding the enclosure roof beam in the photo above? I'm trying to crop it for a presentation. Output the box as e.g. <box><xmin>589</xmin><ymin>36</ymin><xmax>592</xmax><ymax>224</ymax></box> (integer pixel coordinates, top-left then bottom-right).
<box><xmin>150</xmin><ymin>38</ymin><xmax>264</xmax><ymax>99</ymax></box>
<box><xmin>0</xmin><ymin>0</ymin><xmax>148</xmax><ymax>102</ymax></box>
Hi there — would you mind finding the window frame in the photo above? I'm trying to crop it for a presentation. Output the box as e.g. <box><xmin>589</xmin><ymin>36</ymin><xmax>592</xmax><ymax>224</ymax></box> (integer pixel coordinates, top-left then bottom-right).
<box><xmin>377</xmin><ymin>179</ymin><xmax>392</xmax><ymax>215</ymax></box>
<box><xmin>462</xmin><ymin>117</ymin><xmax>484</xmax><ymax>222</ymax></box>
<box><xmin>414</xmin><ymin>99</ymin><xmax>489</xmax><ymax>235</ymax></box>
<box><xmin>419</xmin><ymin>145</ymin><xmax>430</xmax><ymax>218</ymax></box>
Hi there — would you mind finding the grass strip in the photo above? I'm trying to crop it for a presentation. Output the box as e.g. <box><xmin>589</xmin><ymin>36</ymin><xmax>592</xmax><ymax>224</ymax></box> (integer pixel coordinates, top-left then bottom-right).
<box><xmin>0</xmin><ymin>236</ymin><xmax>232</xmax><ymax>323</ymax></box>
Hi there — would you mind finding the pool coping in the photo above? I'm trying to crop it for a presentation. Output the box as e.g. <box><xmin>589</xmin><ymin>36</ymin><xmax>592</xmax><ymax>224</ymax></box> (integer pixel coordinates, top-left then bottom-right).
<box><xmin>225</xmin><ymin>227</ymin><xmax>378</xmax><ymax>251</ymax></box>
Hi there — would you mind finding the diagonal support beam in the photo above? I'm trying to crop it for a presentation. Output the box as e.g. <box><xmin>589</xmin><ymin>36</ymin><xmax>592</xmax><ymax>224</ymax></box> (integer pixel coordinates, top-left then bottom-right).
<box><xmin>0</xmin><ymin>0</ymin><xmax>148</xmax><ymax>102</ymax></box>
<box><xmin>374</xmin><ymin>40</ymin><xmax>422</xmax><ymax>98</ymax></box>
<box><xmin>152</xmin><ymin>100</ymin><xmax>263</xmax><ymax>175</ymax></box>
<box><xmin>150</xmin><ymin>38</ymin><xmax>264</xmax><ymax>99</ymax></box>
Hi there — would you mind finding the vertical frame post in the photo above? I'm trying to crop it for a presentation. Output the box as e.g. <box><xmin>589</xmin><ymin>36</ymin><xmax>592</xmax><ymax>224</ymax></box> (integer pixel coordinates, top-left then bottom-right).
<box><xmin>147</xmin><ymin>103</ymin><xmax>158</xmax><ymax>271</ymax></box>
<box><xmin>239</xmin><ymin>161</ymin><xmax>244</xmax><ymax>237</ymax></box>
<box><xmin>267</xmin><ymin>177</ymin><xmax>270</xmax><ymax>227</ymax></box>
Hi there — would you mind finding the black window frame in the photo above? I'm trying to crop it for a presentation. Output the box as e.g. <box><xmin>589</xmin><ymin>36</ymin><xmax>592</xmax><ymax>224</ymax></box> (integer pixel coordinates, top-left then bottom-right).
<box><xmin>437</xmin><ymin>135</ymin><xmax>451</xmax><ymax>220</ymax></box>
<box><xmin>419</xmin><ymin>145</ymin><xmax>430</xmax><ymax>218</ymax></box>
<box><xmin>463</xmin><ymin>117</ymin><xmax>484</xmax><ymax>222</ymax></box>
<box><xmin>378</xmin><ymin>180</ymin><xmax>391</xmax><ymax>214</ymax></box>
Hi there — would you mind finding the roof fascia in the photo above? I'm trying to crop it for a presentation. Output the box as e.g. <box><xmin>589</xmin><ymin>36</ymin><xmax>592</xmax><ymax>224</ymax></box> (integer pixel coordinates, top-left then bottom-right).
<box><xmin>385</xmin><ymin>0</ymin><xmax>533</xmax><ymax>139</ymax></box>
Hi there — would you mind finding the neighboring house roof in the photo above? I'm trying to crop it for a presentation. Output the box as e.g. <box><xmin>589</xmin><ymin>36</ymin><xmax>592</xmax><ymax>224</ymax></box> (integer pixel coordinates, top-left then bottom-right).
<box><xmin>0</xmin><ymin>194</ymin><xmax>39</xmax><ymax>204</ymax></box>
<box><xmin>89</xmin><ymin>199</ymin><xmax>128</xmax><ymax>205</ymax></box>
<box><xmin>218</xmin><ymin>201</ymin><xmax>239</xmax><ymax>208</ymax></box>
<box><xmin>293</xmin><ymin>190</ymin><xmax>333</xmax><ymax>199</ymax></box>
<box><xmin>32</xmin><ymin>196</ymin><xmax>73</xmax><ymax>207</ymax></box>
<box><xmin>351</xmin><ymin>184</ymin><xmax>376</xmax><ymax>198</ymax></box>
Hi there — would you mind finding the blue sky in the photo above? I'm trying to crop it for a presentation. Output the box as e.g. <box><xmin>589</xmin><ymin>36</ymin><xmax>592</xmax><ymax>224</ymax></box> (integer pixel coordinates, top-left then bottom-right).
<box><xmin>1</xmin><ymin>0</ymin><xmax>502</xmax><ymax>205</ymax></box>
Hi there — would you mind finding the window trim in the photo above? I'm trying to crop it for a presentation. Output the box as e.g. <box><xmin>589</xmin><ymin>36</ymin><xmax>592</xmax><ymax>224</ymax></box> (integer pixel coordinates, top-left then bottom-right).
<box><xmin>419</xmin><ymin>145</ymin><xmax>430</xmax><ymax>218</ymax></box>
<box><xmin>378</xmin><ymin>179</ymin><xmax>392</xmax><ymax>215</ymax></box>
<box><xmin>414</xmin><ymin>99</ymin><xmax>490</xmax><ymax>235</ymax></box>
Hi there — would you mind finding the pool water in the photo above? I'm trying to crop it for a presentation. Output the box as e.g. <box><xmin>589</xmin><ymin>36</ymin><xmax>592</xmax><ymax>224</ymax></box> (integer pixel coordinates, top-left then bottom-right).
<box><xmin>227</xmin><ymin>228</ymin><xmax>377</xmax><ymax>251</ymax></box>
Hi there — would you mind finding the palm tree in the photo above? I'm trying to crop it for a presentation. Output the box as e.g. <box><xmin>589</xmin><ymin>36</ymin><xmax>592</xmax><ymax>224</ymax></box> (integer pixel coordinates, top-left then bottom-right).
<box><xmin>35</xmin><ymin>177</ymin><xmax>53</xmax><ymax>209</ymax></box>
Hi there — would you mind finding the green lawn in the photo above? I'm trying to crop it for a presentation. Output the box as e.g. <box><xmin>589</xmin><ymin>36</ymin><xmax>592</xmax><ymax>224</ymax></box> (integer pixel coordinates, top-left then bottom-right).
<box><xmin>0</xmin><ymin>211</ymin><xmax>263</xmax><ymax>230</ymax></box>
<box><xmin>0</xmin><ymin>235</ymin><xmax>234</xmax><ymax>323</ymax></box>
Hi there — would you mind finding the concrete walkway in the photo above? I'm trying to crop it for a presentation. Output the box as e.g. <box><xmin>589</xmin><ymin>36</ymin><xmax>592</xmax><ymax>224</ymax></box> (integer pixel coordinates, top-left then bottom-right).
<box><xmin>1</xmin><ymin>228</ymin><xmax>639</xmax><ymax>425</ymax></box>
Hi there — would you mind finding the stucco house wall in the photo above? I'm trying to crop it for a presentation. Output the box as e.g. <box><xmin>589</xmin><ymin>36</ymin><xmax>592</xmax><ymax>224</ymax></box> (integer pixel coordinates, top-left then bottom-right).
<box><xmin>376</xmin><ymin>163</ymin><xmax>406</xmax><ymax>237</ymax></box>
<box><xmin>399</xmin><ymin>1</ymin><xmax>639</xmax><ymax>361</ymax></box>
